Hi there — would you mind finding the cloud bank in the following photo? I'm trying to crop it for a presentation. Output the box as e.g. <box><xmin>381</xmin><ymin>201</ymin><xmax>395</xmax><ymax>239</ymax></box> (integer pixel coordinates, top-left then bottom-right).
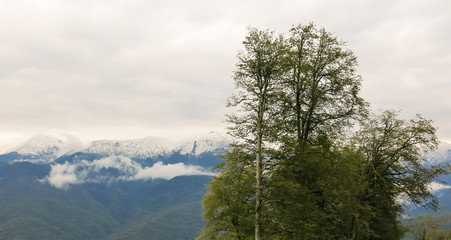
<box><xmin>42</xmin><ymin>156</ymin><xmax>214</xmax><ymax>189</ymax></box>
<box><xmin>1</xmin><ymin>1</ymin><xmax>450</xmax><ymax>142</ymax></box>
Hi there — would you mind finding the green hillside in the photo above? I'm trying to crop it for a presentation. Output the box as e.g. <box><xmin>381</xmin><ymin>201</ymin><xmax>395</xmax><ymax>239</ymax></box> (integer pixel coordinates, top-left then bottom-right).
<box><xmin>0</xmin><ymin>162</ymin><xmax>210</xmax><ymax>240</ymax></box>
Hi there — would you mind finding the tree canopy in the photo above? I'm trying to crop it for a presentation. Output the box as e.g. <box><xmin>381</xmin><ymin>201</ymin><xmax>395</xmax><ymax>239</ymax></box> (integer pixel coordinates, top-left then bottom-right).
<box><xmin>198</xmin><ymin>23</ymin><xmax>448</xmax><ymax>240</ymax></box>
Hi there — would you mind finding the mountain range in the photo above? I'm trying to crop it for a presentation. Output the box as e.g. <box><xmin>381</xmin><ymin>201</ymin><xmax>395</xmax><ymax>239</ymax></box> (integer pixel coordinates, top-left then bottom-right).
<box><xmin>0</xmin><ymin>133</ymin><xmax>450</xmax><ymax>239</ymax></box>
<box><xmin>3</xmin><ymin>131</ymin><xmax>230</xmax><ymax>163</ymax></box>
<box><xmin>0</xmin><ymin>131</ymin><xmax>230</xmax><ymax>239</ymax></box>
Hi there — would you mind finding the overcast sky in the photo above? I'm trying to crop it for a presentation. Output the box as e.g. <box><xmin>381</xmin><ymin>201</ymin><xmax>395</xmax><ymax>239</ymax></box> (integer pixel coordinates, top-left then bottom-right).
<box><xmin>0</xmin><ymin>0</ymin><xmax>450</xmax><ymax>147</ymax></box>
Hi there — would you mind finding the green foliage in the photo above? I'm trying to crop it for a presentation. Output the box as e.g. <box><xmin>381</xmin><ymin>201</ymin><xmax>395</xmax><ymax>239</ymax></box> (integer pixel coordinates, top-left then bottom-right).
<box><xmin>279</xmin><ymin>23</ymin><xmax>367</xmax><ymax>145</ymax></box>
<box><xmin>199</xmin><ymin>22</ymin><xmax>448</xmax><ymax>240</ymax></box>
<box><xmin>198</xmin><ymin>149</ymin><xmax>255</xmax><ymax>240</ymax></box>
<box><xmin>227</xmin><ymin>27</ymin><xmax>285</xmax><ymax>146</ymax></box>
<box><xmin>226</xmin><ymin>27</ymin><xmax>286</xmax><ymax>240</ymax></box>
<box><xmin>353</xmin><ymin>110</ymin><xmax>446</xmax><ymax>239</ymax></box>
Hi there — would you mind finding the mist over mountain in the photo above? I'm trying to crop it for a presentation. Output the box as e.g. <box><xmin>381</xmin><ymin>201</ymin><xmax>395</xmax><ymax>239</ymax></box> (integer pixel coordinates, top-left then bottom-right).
<box><xmin>0</xmin><ymin>131</ymin><xmax>230</xmax><ymax>189</ymax></box>
<box><xmin>0</xmin><ymin>131</ymin><xmax>230</xmax><ymax>239</ymax></box>
<box><xmin>0</xmin><ymin>160</ymin><xmax>212</xmax><ymax>239</ymax></box>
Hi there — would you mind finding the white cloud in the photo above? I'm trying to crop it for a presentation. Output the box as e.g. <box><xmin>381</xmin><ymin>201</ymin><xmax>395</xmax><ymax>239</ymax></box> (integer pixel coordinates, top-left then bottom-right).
<box><xmin>42</xmin><ymin>156</ymin><xmax>213</xmax><ymax>189</ymax></box>
<box><xmin>43</xmin><ymin>162</ymin><xmax>83</xmax><ymax>189</ymax></box>
<box><xmin>134</xmin><ymin>162</ymin><xmax>214</xmax><ymax>180</ymax></box>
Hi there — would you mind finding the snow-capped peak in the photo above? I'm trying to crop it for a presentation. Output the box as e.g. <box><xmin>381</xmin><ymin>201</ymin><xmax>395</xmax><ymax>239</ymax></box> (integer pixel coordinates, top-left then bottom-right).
<box><xmin>177</xmin><ymin>131</ymin><xmax>231</xmax><ymax>156</ymax></box>
<box><xmin>2</xmin><ymin>132</ymin><xmax>231</xmax><ymax>163</ymax></box>
<box><xmin>85</xmin><ymin>132</ymin><xmax>231</xmax><ymax>158</ymax></box>
<box><xmin>10</xmin><ymin>134</ymin><xmax>86</xmax><ymax>161</ymax></box>
<box><xmin>12</xmin><ymin>135</ymin><xmax>61</xmax><ymax>154</ymax></box>
<box><xmin>85</xmin><ymin>137</ymin><xmax>177</xmax><ymax>158</ymax></box>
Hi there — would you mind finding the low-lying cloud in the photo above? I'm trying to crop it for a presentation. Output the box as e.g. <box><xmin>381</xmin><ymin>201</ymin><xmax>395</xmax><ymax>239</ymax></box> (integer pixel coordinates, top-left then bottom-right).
<box><xmin>41</xmin><ymin>156</ymin><xmax>214</xmax><ymax>189</ymax></box>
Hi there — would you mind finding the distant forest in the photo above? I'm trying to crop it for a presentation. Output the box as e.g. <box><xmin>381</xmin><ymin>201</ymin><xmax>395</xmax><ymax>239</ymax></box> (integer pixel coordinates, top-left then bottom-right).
<box><xmin>197</xmin><ymin>23</ymin><xmax>450</xmax><ymax>240</ymax></box>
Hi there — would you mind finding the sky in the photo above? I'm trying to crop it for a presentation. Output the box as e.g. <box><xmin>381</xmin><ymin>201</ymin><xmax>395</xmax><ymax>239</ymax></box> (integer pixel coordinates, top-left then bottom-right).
<box><xmin>0</xmin><ymin>0</ymin><xmax>450</xmax><ymax>149</ymax></box>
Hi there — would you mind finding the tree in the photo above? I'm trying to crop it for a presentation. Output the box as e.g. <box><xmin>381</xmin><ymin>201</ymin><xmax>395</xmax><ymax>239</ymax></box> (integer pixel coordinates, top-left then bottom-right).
<box><xmin>352</xmin><ymin>110</ymin><xmax>447</xmax><ymax>239</ymax></box>
<box><xmin>199</xmin><ymin>23</ymin><xmax>448</xmax><ymax>240</ymax></box>
<box><xmin>265</xmin><ymin>23</ymin><xmax>368</xmax><ymax>239</ymax></box>
<box><xmin>226</xmin><ymin>28</ymin><xmax>285</xmax><ymax>240</ymax></box>
<box><xmin>279</xmin><ymin>23</ymin><xmax>367</xmax><ymax>147</ymax></box>
<box><xmin>267</xmin><ymin>143</ymin><xmax>370</xmax><ymax>239</ymax></box>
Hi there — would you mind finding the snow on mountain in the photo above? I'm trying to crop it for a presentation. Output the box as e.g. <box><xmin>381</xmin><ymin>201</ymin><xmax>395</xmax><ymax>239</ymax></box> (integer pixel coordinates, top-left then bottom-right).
<box><xmin>10</xmin><ymin>134</ymin><xmax>86</xmax><ymax>159</ymax></box>
<box><xmin>177</xmin><ymin>131</ymin><xmax>231</xmax><ymax>156</ymax></box>
<box><xmin>1</xmin><ymin>132</ymin><xmax>231</xmax><ymax>164</ymax></box>
<box><xmin>84</xmin><ymin>131</ymin><xmax>231</xmax><ymax>158</ymax></box>
<box><xmin>11</xmin><ymin>135</ymin><xmax>62</xmax><ymax>156</ymax></box>
<box><xmin>39</xmin><ymin>132</ymin><xmax>230</xmax><ymax>188</ymax></box>
<box><xmin>424</xmin><ymin>142</ymin><xmax>451</xmax><ymax>165</ymax></box>
<box><xmin>85</xmin><ymin>137</ymin><xmax>176</xmax><ymax>158</ymax></box>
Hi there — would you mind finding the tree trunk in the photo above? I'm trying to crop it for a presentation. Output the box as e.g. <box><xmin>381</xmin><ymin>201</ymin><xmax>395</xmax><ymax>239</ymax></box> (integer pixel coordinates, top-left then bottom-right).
<box><xmin>255</xmin><ymin>106</ymin><xmax>263</xmax><ymax>240</ymax></box>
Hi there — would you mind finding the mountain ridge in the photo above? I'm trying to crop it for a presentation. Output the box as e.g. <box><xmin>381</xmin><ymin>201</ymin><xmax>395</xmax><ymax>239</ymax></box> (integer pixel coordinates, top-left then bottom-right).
<box><xmin>1</xmin><ymin>131</ymin><xmax>231</xmax><ymax>164</ymax></box>
<box><xmin>0</xmin><ymin>160</ymin><xmax>211</xmax><ymax>239</ymax></box>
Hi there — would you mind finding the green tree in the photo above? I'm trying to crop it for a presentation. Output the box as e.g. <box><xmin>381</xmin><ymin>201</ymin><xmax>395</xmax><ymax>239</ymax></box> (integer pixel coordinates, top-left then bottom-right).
<box><xmin>265</xmin><ymin>23</ymin><xmax>367</xmax><ymax>239</ymax></box>
<box><xmin>225</xmin><ymin>27</ymin><xmax>285</xmax><ymax>240</ymax></box>
<box><xmin>280</xmin><ymin>23</ymin><xmax>366</xmax><ymax>146</ymax></box>
<box><xmin>352</xmin><ymin>110</ymin><xmax>447</xmax><ymax>239</ymax></box>
<box><xmin>199</xmin><ymin>23</ymin><xmax>448</xmax><ymax>240</ymax></box>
